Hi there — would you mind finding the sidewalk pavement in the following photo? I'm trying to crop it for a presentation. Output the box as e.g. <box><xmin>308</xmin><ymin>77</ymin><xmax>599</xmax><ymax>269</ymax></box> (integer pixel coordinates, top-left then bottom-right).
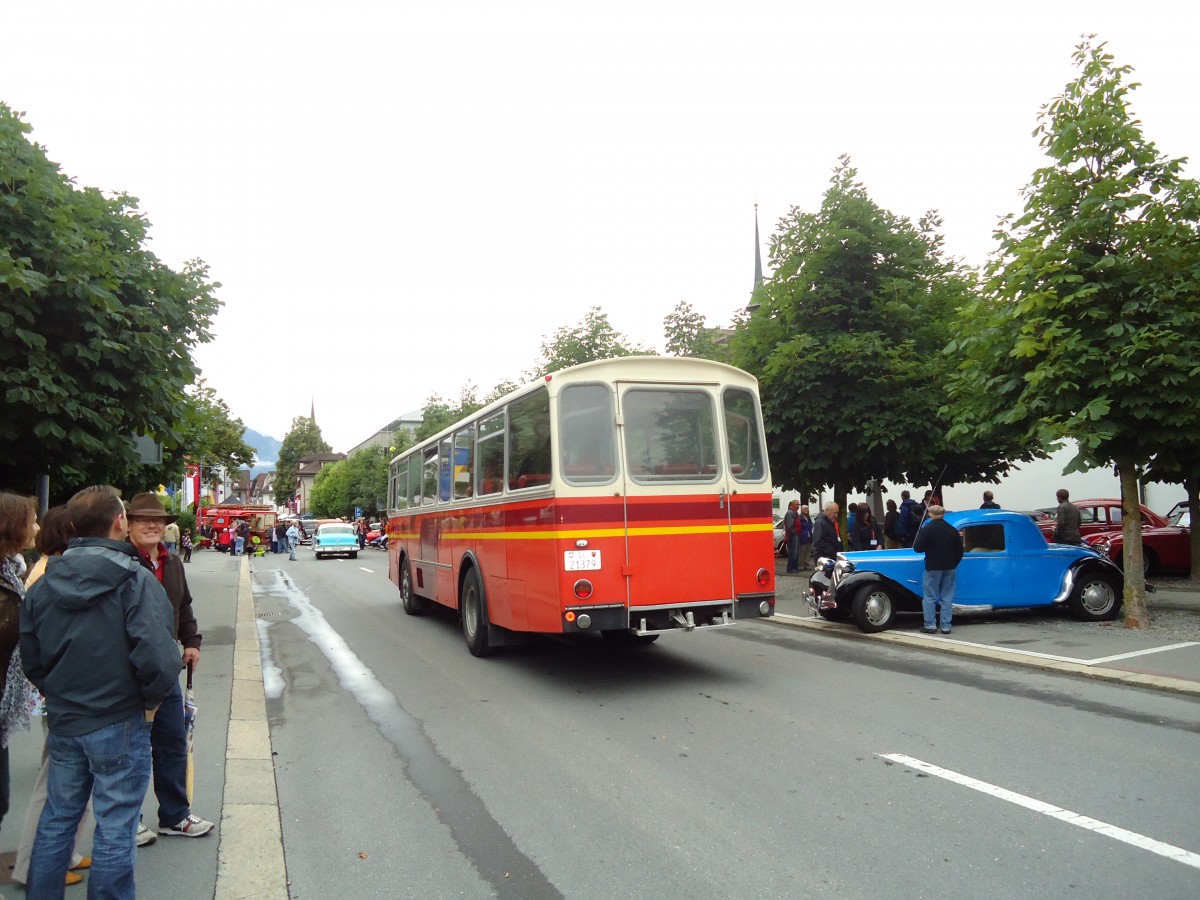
<box><xmin>768</xmin><ymin>559</ymin><xmax>1200</xmax><ymax>696</ymax></box>
<box><xmin>0</xmin><ymin>552</ymin><xmax>286</xmax><ymax>898</ymax></box>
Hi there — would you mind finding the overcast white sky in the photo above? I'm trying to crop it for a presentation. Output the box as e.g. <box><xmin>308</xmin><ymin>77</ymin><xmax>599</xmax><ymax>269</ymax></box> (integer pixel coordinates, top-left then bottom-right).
<box><xmin>5</xmin><ymin>1</ymin><xmax>1197</xmax><ymax>454</ymax></box>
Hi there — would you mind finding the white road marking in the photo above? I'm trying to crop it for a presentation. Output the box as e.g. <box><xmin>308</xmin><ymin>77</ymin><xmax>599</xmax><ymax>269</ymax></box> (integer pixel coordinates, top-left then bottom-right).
<box><xmin>880</xmin><ymin>753</ymin><xmax>1200</xmax><ymax>870</ymax></box>
<box><xmin>358</xmin><ymin>567</ymin><xmax>374</xmax><ymax>573</ymax></box>
<box><xmin>915</xmin><ymin>635</ymin><xmax>1200</xmax><ymax>666</ymax></box>
<box><xmin>1086</xmin><ymin>643</ymin><xmax>1200</xmax><ymax>664</ymax></box>
<box><xmin>781</xmin><ymin>614</ymin><xmax>1200</xmax><ymax>667</ymax></box>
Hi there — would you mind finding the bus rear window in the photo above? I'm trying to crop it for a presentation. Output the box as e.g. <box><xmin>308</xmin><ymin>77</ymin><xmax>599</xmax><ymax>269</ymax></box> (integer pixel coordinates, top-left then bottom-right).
<box><xmin>559</xmin><ymin>384</ymin><xmax>617</xmax><ymax>484</ymax></box>
<box><xmin>621</xmin><ymin>389</ymin><xmax>718</xmax><ymax>482</ymax></box>
<box><xmin>723</xmin><ymin>387</ymin><xmax>766</xmax><ymax>482</ymax></box>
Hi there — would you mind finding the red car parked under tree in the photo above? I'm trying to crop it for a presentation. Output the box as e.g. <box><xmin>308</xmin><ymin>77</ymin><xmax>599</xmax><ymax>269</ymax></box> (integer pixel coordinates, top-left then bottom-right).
<box><xmin>1087</xmin><ymin>502</ymin><xmax>1191</xmax><ymax>575</ymax></box>
<box><xmin>1036</xmin><ymin>498</ymin><xmax>1167</xmax><ymax>541</ymax></box>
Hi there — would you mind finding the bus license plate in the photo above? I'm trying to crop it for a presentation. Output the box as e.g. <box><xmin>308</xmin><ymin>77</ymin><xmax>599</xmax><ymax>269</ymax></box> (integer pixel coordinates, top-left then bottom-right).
<box><xmin>564</xmin><ymin>550</ymin><xmax>601</xmax><ymax>571</ymax></box>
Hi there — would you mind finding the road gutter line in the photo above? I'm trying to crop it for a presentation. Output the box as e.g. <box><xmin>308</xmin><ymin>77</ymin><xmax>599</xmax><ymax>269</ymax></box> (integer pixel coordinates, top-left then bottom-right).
<box><xmin>880</xmin><ymin>753</ymin><xmax>1200</xmax><ymax>870</ymax></box>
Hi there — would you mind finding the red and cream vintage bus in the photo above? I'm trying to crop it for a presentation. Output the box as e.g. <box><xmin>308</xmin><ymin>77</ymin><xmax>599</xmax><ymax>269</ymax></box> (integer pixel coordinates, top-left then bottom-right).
<box><xmin>387</xmin><ymin>356</ymin><xmax>776</xmax><ymax>656</ymax></box>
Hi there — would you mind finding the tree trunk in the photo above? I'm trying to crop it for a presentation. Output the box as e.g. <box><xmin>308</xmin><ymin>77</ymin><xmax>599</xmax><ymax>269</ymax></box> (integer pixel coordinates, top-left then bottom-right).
<box><xmin>1119</xmin><ymin>463</ymin><xmax>1149</xmax><ymax>628</ymax></box>
<box><xmin>835</xmin><ymin>482</ymin><xmax>849</xmax><ymax>550</ymax></box>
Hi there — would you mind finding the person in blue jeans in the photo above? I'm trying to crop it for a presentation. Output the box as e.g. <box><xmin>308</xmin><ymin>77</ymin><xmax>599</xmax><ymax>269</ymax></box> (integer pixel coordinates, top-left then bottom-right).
<box><xmin>126</xmin><ymin>493</ymin><xmax>214</xmax><ymax>844</ymax></box>
<box><xmin>783</xmin><ymin>500</ymin><xmax>801</xmax><ymax>573</ymax></box>
<box><xmin>911</xmin><ymin>505</ymin><xmax>964</xmax><ymax>634</ymax></box>
<box><xmin>20</xmin><ymin>485</ymin><xmax>181</xmax><ymax>899</ymax></box>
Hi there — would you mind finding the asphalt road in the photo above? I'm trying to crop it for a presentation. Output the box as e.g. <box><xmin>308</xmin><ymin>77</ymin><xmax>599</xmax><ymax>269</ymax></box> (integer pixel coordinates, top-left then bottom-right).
<box><xmin>249</xmin><ymin>549</ymin><xmax>1200</xmax><ymax>899</ymax></box>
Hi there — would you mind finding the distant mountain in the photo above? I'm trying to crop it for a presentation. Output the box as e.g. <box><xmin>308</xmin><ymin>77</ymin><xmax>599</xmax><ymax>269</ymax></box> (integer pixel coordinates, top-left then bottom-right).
<box><xmin>243</xmin><ymin>428</ymin><xmax>282</xmax><ymax>467</ymax></box>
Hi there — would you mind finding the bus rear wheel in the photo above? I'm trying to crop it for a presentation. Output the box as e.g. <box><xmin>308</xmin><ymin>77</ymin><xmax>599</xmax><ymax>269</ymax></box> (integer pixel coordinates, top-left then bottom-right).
<box><xmin>461</xmin><ymin>568</ymin><xmax>493</xmax><ymax>657</ymax></box>
<box><xmin>400</xmin><ymin>557</ymin><xmax>424</xmax><ymax>616</ymax></box>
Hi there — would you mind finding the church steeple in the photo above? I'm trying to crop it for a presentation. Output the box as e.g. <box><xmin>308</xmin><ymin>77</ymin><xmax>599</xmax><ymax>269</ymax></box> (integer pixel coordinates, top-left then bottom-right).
<box><xmin>747</xmin><ymin>203</ymin><xmax>766</xmax><ymax>312</ymax></box>
<box><xmin>753</xmin><ymin>202</ymin><xmax>763</xmax><ymax>290</ymax></box>
<box><xmin>310</xmin><ymin>399</ymin><xmax>316</xmax><ymax>421</ymax></box>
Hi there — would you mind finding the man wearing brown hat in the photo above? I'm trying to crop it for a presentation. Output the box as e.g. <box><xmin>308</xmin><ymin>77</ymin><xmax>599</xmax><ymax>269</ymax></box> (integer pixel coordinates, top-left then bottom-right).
<box><xmin>125</xmin><ymin>493</ymin><xmax>214</xmax><ymax>842</ymax></box>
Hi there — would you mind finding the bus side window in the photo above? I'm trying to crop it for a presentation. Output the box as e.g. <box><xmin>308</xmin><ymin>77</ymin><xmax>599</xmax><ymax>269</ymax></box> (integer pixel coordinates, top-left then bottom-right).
<box><xmin>508</xmin><ymin>388</ymin><xmax>551</xmax><ymax>491</ymax></box>
<box><xmin>422</xmin><ymin>446</ymin><xmax>439</xmax><ymax>506</ymax></box>
<box><xmin>476</xmin><ymin>411</ymin><xmax>505</xmax><ymax>497</ymax></box>
<box><xmin>453</xmin><ymin>427</ymin><xmax>474</xmax><ymax>501</ymax></box>
<box><xmin>408</xmin><ymin>454</ymin><xmax>422</xmax><ymax>508</ymax></box>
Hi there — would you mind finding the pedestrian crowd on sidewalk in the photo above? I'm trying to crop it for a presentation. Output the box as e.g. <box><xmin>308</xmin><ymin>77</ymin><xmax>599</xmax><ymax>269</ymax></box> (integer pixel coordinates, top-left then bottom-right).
<box><xmin>0</xmin><ymin>487</ymin><xmax>215</xmax><ymax>898</ymax></box>
<box><xmin>782</xmin><ymin>483</ymin><xmax>1042</xmax><ymax>573</ymax></box>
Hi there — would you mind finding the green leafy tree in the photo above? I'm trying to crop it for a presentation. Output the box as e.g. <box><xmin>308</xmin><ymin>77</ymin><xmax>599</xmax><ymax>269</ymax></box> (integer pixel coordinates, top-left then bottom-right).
<box><xmin>662</xmin><ymin>300</ymin><xmax>730</xmax><ymax>362</ymax></box>
<box><xmin>0</xmin><ymin>104</ymin><xmax>220</xmax><ymax>493</ymax></box>
<box><xmin>309</xmin><ymin>460</ymin><xmax>352</xmax><ymax>518</ymax></box>
<box><xmin>731</xmin><ymin>157</ymin><xmax>1031</xmax><ymax>515</ymax></box>
<box><xmin>310</xmin><ymin>445</ymin><xmax>393</xmax><ymax>519</ymax></box>
<box><xmin>415</xmin><ymin>385</ymin><xmax>484</xmax><ymax>443</ymax></box>
<box><xmin>174</xmin><ymin>380</ymin><xmax>256</xmax><ymax>479</ymax></box>
<box><xmin>947</xmin><ymin>39</ymin><xmax>1200</xmax><ymax>624</ymax></box>
<box><xmin>530</xmin><ymin>307</ymin><xmax>651</xmax><ymax>377</ymax></box>
<box><xmin>274</xmin><ymin>416</ymin><xmax>331</xmax><ymax>509</ymax></box>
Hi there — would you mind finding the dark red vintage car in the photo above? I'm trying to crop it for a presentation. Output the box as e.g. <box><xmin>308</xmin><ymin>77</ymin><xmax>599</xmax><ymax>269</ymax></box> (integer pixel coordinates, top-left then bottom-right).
<box><xmin>1036</xmin><ymin>498</ymin><xmax>1167</xmax><ymax>541</ymax></box>
<box><xmin>1086</xmin><ymin>503</ymin><xmax>1191</xmax><ymax>574</ymax></box>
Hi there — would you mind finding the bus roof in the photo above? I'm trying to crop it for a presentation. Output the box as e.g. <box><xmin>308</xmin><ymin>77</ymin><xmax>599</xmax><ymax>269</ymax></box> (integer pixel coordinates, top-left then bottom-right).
<box><xmin>390</xmin><ymin>356</ymin><xmax>759</xmax><ymax>465</ymax></box>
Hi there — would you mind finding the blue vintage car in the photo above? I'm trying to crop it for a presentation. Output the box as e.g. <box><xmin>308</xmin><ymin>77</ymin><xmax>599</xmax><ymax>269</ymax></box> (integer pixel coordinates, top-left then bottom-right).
<box><xmin>809</xmin><ymin>509</ymin><xmax>1124</xmax><ymax>632</ymax></box>
<box><xmin>314</xmin><ymin>523</ymin><xmax>359</xmax><ymax>560</ymax></box>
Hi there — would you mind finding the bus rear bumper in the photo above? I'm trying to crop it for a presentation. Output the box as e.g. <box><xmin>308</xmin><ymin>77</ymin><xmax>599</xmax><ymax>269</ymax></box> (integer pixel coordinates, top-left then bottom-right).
<box><xmin>735</xmin><ymin>591</ymin><xmax>776</xmax><ymax>620</ymax></box>
<box><xmin>562</xmin><ymin>596</ymin><xmax>773</xmax><ymax>636</ymax></box>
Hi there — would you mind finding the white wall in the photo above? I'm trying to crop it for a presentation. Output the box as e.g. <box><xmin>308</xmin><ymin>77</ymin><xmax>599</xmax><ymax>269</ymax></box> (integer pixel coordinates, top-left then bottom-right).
<box><xmin>772</xmin><ymin>443</ymin><xmax>1183</xmax><ymax>518</ymax></box>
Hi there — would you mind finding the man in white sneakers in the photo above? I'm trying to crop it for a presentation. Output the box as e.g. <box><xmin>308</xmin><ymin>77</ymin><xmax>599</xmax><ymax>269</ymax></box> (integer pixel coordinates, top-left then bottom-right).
<box><xmin>126</xmin><ymin>493</ymin><xmax>214</xmax><ymax>844</ymax></box>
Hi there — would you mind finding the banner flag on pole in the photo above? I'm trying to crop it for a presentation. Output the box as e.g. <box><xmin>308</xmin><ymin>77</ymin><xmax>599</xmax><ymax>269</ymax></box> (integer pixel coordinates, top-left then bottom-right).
<box><xmin>184</xmin><ymin>465</ymin><xmax>201</xmax><ymax>511</ymax></box>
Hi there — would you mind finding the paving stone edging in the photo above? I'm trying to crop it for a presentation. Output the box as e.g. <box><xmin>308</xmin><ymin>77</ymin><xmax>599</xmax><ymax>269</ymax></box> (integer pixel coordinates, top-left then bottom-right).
<box><xmin>215</xmin><ymin>557</ymin><xmax>289</xmax><ymax>899</ymax></box>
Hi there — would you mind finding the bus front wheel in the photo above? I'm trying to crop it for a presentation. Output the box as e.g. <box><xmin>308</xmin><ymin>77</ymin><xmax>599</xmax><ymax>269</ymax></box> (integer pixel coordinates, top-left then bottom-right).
<box><xmin>461</xmin><ymin>568</ymin><xmax>493</xmax><ymax>657</ymax></box>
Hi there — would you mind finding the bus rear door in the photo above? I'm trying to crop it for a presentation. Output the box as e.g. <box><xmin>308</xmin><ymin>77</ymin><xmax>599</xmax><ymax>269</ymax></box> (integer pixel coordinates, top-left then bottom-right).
<box><xmin>616</xmin><ymin>381</ymin><xmax>737</xmax><ymax>631</ymax></box>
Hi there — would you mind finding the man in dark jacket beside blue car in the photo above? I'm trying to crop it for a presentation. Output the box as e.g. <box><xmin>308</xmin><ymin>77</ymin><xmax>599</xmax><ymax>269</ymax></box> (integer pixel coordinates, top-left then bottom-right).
<box><xmin>20</xmin><ymin>485</ymin><xmax>181</xmax><ymax>900</ymax></box>
<box><xmin>912</xmin><ymin>504</ymin><xmax>964</xmax><ymax>635</ymax></box>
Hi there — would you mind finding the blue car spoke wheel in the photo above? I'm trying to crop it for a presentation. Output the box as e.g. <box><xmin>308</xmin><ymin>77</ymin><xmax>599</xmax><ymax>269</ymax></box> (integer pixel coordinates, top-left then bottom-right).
<box><xmin>853</xmin><ymin>585</ymin><xmax>897</xmax><ymax>633</ymax></box>
<box><xmin>1068</xmin><ymin>571</ymin><xmax>1122</xmax><ymax>621</ymax></box>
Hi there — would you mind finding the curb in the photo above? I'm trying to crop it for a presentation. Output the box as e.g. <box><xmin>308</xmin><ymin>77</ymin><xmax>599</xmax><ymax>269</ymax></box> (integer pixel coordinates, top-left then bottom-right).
<box><xmin>765</xmin><ymin>612</ymin><xmax>1200</xmax><ymax>698</ymax></box>
<box><xmin>215</xmin><ymin>556</ymin><xmax>289</xmax><ymax>899</ymax></box>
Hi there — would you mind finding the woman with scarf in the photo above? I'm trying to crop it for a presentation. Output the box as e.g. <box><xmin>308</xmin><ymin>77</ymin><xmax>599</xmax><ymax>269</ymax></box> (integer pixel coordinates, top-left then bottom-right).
<box><xmin>0</xmin><ymin>492</ymin><xmax>38</xmax><ymax>838</ymax></box>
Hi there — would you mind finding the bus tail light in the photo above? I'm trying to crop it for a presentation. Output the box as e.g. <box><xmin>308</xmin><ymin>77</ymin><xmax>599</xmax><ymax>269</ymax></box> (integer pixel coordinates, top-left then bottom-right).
<box><xmin>756</xmin><ymin>567</ymin><xmax>770</xmax><ymax>586</ymax></box>
<box><xmin>573</xmin><ymin>579</ymin><xmax>593</xmax><ymax>600</ymax></box>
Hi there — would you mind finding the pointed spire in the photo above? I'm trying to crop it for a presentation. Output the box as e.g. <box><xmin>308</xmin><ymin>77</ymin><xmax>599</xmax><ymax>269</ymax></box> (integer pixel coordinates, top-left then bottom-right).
<box><xmin>310</xmin><ymin>398</ymin><xmax>316</xmax><ymax>421</ymax></box>
<box><xmin>748</xmin><ymin>203</ymin><xmax>766</xmax><ymax>312</ymax></box>
<box><xmin>753</xmin><ymin>202</ymin><xmax>763</xmax><ymax>290</ymax></box>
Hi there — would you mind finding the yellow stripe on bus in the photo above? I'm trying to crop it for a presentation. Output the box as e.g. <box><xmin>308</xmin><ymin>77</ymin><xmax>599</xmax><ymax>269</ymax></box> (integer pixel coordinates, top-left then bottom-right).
<box><xmin>390</xmin><ymin>522</ymin><xmax>772</xmax><ymax>542</ymax></box>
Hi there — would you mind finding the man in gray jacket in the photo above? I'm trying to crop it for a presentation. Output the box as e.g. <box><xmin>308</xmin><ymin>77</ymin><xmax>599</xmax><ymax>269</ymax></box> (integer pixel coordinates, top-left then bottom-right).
<box><xmin>1053</xmin><ymin>489</ymin><xmax>1082</xmax><ymax>545</ymax></box>
<box><xmin>20</xmin><ymin>485</ymin><xmax>180</xmax><ymax>899</ymax></box>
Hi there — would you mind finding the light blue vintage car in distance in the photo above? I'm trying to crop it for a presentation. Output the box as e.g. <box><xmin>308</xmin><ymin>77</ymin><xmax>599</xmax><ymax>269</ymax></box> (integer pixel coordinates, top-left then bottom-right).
<box><xmin>809</xmin><ymin>509</ymin><xmax>1125</xmax><ymax>632</ymax></box>
<box><xmin>314</xmin><ymin>523</ymin><xmax>359</xmax><ymax>560</ymax></box>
